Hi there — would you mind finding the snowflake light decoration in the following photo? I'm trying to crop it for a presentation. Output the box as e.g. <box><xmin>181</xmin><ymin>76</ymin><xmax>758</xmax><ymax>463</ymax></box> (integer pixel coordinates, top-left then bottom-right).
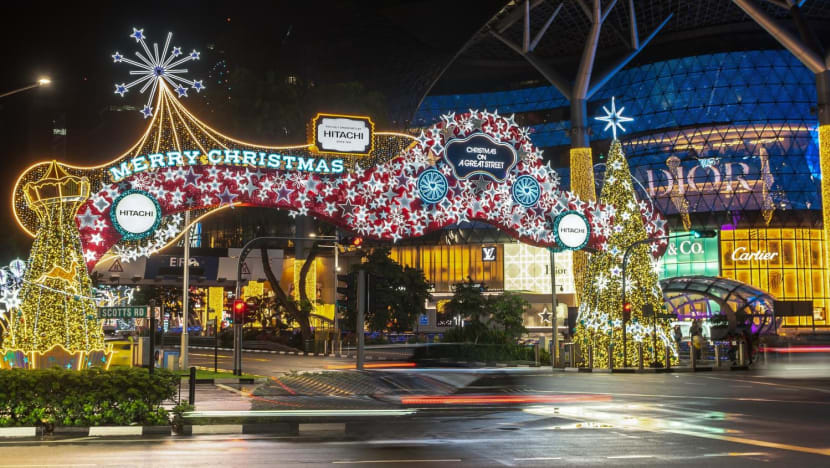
<box><xmin>595</xmin><ymin>96</ymin><xmax>633</xmax><ymax>140</ymax></box>
<box><xmin>112</xmin><ymin>28</ymin><xmax>204</xmax><ymax>118</ymax></box>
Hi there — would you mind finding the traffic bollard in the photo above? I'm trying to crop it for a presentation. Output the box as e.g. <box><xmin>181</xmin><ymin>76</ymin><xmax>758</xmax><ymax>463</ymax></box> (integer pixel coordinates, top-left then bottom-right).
<box><xmin>690</xmin><ymin>344</ymin><xmax>696</xmax><ymax>370</ymax></box>
<box><xmin>638</xmin><ymin>342</ymin><xmax>644</xmax><ymax>370</ymax></box>
<box><xmin>188</xmin><ymin>366</ymin><xmax>196</xmax><ymax>406</ymax></box>
<box><xmin>608</xmin><ymin>343</ymin><xmax>613</xmax><ymax>370</ymax></box>
<box><xmin>739</xmin><ymin>341</ymin><xmax>745</xmax><ymax>367</ymax></box>
<box><xmin>588</xmin><ymin>344</ymin><xmax>594</xmax><ymax>369</ymax></box>
<box><xmin>714</xmin><ymin>343</ymin><xmax>720</xmax><ymax>368</ymax></box>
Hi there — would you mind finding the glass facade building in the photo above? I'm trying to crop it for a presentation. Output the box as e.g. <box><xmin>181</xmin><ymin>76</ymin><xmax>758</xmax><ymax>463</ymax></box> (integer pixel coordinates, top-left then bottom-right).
<box><xmin>414</xmin><ymin>49</ymin><xmax>825</xmax><ymax>330</ymax></box>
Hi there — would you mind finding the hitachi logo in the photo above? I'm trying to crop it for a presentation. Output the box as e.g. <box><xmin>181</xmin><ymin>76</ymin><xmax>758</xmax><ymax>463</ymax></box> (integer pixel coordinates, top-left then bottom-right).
<box><xmin>119</xmin><ymin>210</ymin><xmax>155</xmax><ymax>217</ymax></box>
<box><xmin>323</xmin><ymin>130</ymin><xmax>363</xmax><ymax>139</ymax></box>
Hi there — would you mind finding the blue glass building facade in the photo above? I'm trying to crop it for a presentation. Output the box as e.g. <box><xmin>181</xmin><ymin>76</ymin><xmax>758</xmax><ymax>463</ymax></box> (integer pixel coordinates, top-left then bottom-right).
<box><xmin>416</xmin><ymin>50</ymin><xmax>821</xmax><ymax>217</ymax></box>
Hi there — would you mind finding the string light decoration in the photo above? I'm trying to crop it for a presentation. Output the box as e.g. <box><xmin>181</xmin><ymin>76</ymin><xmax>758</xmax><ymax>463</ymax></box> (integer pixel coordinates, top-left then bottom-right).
<box><xmin>12</xmin><ymin>31</ymin><xmax>668</xmax><ymax>278</ymax></box>
<box><xmin>2</xmin><ymin>162</ymin><xmax>106</xmax><ymax>369</ymax></box>
<box><xmin>112</xmin><ymin>28</ymin><xmax>204</xmax><ymax>118</ymax></box>
<box><xmin>820</xmin><ymin>124</ymin><xmax>830</xmax><ymax>308</ymax></box>
<box><xmin>573</xmin><ymin>138</ymin><xmax>676</xmax><ymax>368</ymax></box>
<box><xmin>569</xmin><ymin>146</ymin><xmax>595</xmax><ymax>302</ymax></box>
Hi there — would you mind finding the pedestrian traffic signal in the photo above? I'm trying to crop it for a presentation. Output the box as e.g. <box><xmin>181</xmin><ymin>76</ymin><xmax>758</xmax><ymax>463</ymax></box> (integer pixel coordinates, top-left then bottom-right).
<box><xmin>622</xmin><ymin>302</ymin><xmax>632</xmax><ymax>322</ymax></box>
<box><xmin>232</xmin><ymin>299</ymin><xmax>246</xmax><ymax>321</ymax></box>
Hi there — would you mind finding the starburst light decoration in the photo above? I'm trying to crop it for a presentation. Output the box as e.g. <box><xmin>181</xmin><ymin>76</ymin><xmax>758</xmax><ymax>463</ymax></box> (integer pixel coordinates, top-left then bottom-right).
<box><xmin>112</xmin><ymin>28</ymin><xmax>204</xmax><ymax>118</ymax></box>
<box><xmin>595</xmin><ymin>96</ymin><xmax>633</xmax><ymax>140</ymax></box>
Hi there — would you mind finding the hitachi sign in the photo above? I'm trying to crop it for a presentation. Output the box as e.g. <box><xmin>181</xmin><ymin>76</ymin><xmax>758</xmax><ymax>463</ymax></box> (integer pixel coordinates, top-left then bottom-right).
<box><xmin>322</xmin><ymin>130</ymin><xmax>364</xmax><ymax>139</ymax></box>
<box><xmin>119</xmin><ymin>209</ymin><xmax>154</xmax><ymax>217</ymax></box>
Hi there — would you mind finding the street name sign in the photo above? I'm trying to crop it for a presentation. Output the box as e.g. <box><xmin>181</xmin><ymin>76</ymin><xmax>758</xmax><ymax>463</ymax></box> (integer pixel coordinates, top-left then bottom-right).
<box><xmin>97</xmin><ymin>306</ymin><xmax>148</xmax><ymax>319</ymax></box>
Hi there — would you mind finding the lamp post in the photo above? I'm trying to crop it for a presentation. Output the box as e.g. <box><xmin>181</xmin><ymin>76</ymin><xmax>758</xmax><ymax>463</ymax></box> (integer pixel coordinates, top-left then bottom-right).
<box><xmin>621</xmin><ymin>229</ymin><xmax>716</xmax><ymax>366</ymax></box>
<box><xmin>0</xmin><ymin>78</ymin><xmax>51</xmax><ymax>99</ymax></box>
<box><xmin>232</xmin><ymin>235</ymin><xmax>336</xmax><ymax>375</ymax></box>
<box><xmin>548</xmin><ymin>246</ymin><xmax>564</xmax><ymax>369</ymax></box>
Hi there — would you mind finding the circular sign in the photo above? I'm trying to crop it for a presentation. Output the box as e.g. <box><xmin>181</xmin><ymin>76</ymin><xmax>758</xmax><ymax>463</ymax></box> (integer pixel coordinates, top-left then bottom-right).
<box><xmin>417</xmin><ymin>169</ymin><xmax>449</xmax><ymax>204</ymax></box>
<box><xmin>512</xmin><ymin>175</ymin><xmax>541</xmax><ymax>207</ymax></box>
<box><xmin>110</xmin><ymin>190</ymin><xmax>161</xmax><ymax>240</ymax></box>
<box><xmin>553</xmin><ymin>211</ymin><xmax>590</xmax><ymax>250</ymax></box>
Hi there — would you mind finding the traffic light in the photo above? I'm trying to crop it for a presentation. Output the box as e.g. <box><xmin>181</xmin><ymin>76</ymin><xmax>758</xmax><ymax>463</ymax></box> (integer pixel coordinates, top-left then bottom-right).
<box><xmin>622</xmin><ymin>302</ymin><xmax>632</xmax><ymax>322</ymax></box>
<box><xmin>337</xmin><ymin>271</ymin><xmax>357</xmax><ymax>299</ymax></box>
<box><xmin>341</xmin><ymin>236</ymin><xmax>363</xmax><ymax>247</ymax></box>
<box><xmin>337</xmin><ymin>230</ymin><xmax>364</xmax><ymax>247</ymax></box>
<box><xmin>691</xmin><ymin>229</ymin><xmax>717</xmax><ymax>238</ymax></box>
<box><xmin>232</xmin><ymin>299</ymin><xmax>246</xmax><ymax>322</ymax></box>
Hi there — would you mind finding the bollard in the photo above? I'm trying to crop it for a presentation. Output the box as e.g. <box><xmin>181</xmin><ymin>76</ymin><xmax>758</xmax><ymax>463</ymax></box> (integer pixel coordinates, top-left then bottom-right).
<box><xmin>714</xmin><ymin>343</ymin><xmax>720</xmax><ymax>368</ymax></box>
<box><xmin>571</xmin><ymin>344</ymin><xmax>577</xmax><ymax>368</ymax></box>
<box><xmin>534</xmin><ymin>341</ymin><xmax>540</xmax><ymax>367</ymax></box>
<box><xmin>188</xmin><ymin>366</ymin><xmax>196</xmax><ymax>406</ymax></box>
<box><xmin>763</xmin><ymin>345</ymin><xmax>768</xmax><ymax>366</ymax></box>
<box><xmin>638</xmin><ymin>342</ymin><xmax>644</xmax><ymax>370</ymax></box>
<box><xmin>690</xmin><ymin>343</ymin><xmax>696</xmax><ymax>370</ymax></box>
<box><xmin>739</xmin><ymin>341</ymin><xmax>745</xmax><ymax>367</ymax></box>
<box><xmin>608</xmin><ymin>342</ymin><xmax>614</xmax><ymax>370</ymax></box>
<box><xmin>665</xmin><ymin>344</ymin><xmax>671</xmax><ymax>369</ymax></box>
<box><xmin>588</xmin><ymin>344</ymin><xmax>594</xmax><ymax>369</ymax></box>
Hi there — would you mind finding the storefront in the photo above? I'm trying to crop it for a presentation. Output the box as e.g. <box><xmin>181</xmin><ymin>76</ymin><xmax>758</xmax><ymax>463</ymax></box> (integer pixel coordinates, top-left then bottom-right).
<box><xmin>657</xmin><ymin>232</ymin><xmax>720</xmax><ymax>279</ymax></box>
<box><xmin>720</xmin><ymin>228</ymin><xmax>827</xmax><ymax>328</ymax></box>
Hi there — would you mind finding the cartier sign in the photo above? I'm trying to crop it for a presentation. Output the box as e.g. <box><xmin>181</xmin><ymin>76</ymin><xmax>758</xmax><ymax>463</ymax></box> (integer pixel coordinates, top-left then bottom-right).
<box><xmin>730</xmin><ymin>247</ymin><xmax>778</xmax><ymax>262</ymax></box>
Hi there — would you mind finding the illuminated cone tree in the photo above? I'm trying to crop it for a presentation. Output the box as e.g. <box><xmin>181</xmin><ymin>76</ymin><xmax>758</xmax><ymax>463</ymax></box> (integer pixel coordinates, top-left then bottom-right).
<box><xmin>9</xmin><ymin>162</ymin><xmax>104</xmax><ymax>355</ymax></box>
<box><xmin>574</xmin><ymin>140</ymin><xmax>676</xmax><ymax>367</ymax></box>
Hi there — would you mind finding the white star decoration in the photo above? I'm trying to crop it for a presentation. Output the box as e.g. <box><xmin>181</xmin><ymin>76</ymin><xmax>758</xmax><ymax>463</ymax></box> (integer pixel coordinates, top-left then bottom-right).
<box><xmin>112</xmin><ymin>28</ymin><xmax>204</xmax><ymax>118</ymax></box>
<box><xmin>595</xmin><ymin>96</ymin><xmax>633</xmax><ymax>140</ymax></box>
<box><xmin>78</xmin><ymin>109</ymin><xmax>668</xmax><ymax>267</ymax></box>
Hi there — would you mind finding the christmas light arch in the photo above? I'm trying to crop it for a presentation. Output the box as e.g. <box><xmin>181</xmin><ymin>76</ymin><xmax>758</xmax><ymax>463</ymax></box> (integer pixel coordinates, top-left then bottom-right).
<box><xmin>13</xmin><ymin>85</ymin><xmax>668</xmax><ymax>270</ymax></box>
<box><xmin>7</xmin><ymin>29</ymin><xmax>671</xmax><ymax>363</ymax></box>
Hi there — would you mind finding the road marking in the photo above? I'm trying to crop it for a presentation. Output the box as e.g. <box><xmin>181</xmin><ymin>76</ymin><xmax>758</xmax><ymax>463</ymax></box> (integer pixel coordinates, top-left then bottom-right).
<box><xmin>541</xmin><ymin>389</ymin><xmax>830</xmax><ymax>405</ymax></box>
<box><xmin>700</xmin><ymin>375</ymin><xmax>830</xmax><ymax>394</ymax></box>
<box><xmin>703</xmin><ymin>452</ymin><xmax>767</xmax><ymax>457</ymax></box>
<box><xmin>668</xmin><ymin>429</ymin><xmax>830</xmax><ymax>457</ymax></box>
<box><xmin>332</xmin><ymin>459</ymin><xmax>461</xmax><ymax>464</ymax></box>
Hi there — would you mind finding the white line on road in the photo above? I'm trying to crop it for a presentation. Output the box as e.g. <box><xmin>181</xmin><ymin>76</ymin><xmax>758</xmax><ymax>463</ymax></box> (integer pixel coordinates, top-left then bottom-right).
<box><xmin>332</xmin><ymin>460</ymin><xmax>461</xmax><ymax>464</ymax></box>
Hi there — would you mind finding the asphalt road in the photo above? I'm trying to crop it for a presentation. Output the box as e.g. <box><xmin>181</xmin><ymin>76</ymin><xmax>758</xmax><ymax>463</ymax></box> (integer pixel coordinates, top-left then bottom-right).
<box><xmin>3</xmin><ymin>356</ymin><xmax>829</xmax><ymax>466</ymax></box>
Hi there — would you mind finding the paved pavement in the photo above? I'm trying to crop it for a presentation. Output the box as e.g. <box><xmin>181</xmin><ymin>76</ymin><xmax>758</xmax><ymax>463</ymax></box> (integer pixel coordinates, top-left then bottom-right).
<box><xmin>187</xmin><ymin>348</ymin><xmax>355</xmax><ymax>376</ymax></box>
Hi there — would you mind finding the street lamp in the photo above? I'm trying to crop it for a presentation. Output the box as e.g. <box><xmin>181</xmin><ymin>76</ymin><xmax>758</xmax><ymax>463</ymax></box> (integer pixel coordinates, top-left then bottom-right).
<box><xmin>620</xmin><ymin>229</ymin><xmax>716</xmax><ymax>366</ymax></box>
<box><xmin>0</xmin><ymin>77</ymin><xmax>51</xmax><ymax>99</ymax></box>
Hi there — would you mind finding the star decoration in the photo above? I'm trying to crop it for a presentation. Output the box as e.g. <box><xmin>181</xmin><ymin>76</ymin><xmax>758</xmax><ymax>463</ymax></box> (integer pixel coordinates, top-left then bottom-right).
<box><xmin>594</xmin><ymin>96</ymin><xmax>633</xmax><ymax>140</ymax></box>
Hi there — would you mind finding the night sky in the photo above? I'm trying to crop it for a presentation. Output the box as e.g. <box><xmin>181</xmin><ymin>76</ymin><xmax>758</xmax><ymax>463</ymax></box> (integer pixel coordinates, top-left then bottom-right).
<box><xmin>0</xmin><ymin>1</ymin><xmax>502</xmax><ymax>263</ymax></box>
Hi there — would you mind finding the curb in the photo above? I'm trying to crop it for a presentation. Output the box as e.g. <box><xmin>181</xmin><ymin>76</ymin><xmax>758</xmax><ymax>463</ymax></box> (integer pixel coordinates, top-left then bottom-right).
<box><xmin>180</xmin><ymin>345</ymin><xmax>355</xmax><ymax>359</ymax></box>
<box><xmin>0</xmin><ymin>422</ymin><xmax>350</xmax><ymax>438</ymax></box>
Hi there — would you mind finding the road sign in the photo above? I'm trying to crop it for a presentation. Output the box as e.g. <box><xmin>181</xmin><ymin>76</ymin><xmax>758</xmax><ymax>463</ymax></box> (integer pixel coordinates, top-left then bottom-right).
<box><xmin>97</xmin><ymin>306</ymin><xmax>148</xmax><ymax>319</ymax></box>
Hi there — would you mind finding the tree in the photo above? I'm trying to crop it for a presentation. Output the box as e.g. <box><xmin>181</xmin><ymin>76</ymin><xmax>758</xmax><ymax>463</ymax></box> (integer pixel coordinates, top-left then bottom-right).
<box><xmin>573</xmin><ymin>140</ymin><xmax>675</xmax><ymax>367</ymax></box>
<box><xmin>444</xmin><ymin>277</ymin><xmax>489</xmax><ymax>343</ymax></box>
<box><xmin>444</xmin><ymin>280</ymin><xmax>528</xmax><ymax>344</ymax></box>
<box><xmin>489</xmin><ymin>292</ymin><xmax>529</xmax><ymax>342</ymax></box>
<box><xmin>344</xmin><ymin>248</ymin><xmax>431</xmax><ymax>332</ymax></box>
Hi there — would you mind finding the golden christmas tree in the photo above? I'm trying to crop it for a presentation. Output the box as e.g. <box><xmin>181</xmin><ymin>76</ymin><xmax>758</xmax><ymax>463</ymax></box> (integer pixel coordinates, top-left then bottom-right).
<box><xmin>8</xmin><ymin>161</ymin><xmax>104</xmax><ymax>356</ymax></box>
<box><xmin>573</xmin><ymin>140</ymin><xmax>676</xmax><ymax>368</ymax></box>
